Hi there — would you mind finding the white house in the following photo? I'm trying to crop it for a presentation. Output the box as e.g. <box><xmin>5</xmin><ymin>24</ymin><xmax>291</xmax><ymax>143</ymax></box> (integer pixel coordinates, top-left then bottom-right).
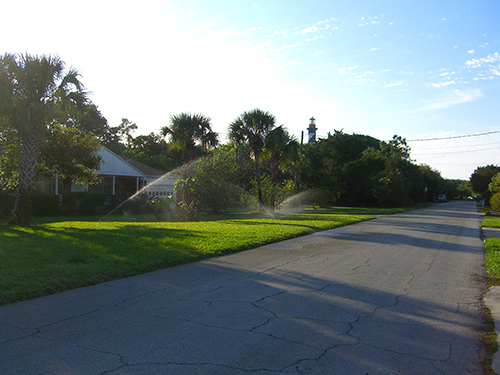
<box><xmin>37</xmin><ymin>146</ymin><xmax>181</xmax><ymax>201</ymax></box>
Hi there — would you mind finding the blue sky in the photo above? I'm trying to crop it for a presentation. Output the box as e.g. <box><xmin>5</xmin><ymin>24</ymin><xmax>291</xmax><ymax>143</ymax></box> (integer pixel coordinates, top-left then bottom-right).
<box><xmin>2</xmin><ymin>0</ymin><xmax>499</xmax><ymax>179</ymax></box>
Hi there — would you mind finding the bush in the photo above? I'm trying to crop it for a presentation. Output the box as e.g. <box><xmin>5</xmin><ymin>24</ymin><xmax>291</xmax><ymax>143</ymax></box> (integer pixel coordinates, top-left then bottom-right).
<box><xmin>143</xmin><ymin>196</ymin><xmax>176</xmax><ymax>221</ymax></box>
<box><xmin>81</xmin><ymin>192</ymin><xmax>106</xmax><ymax>215</ymax></box>
<box><xmin>61</xmin><ymin>191</ymin><xmax>107</xmax><ymax>215</ymax></box>
<box><xmin>491</xmin><ymin>192</ymin><xmax>500</xmax><ymax>213</ymax></box>
<box><xmin>32</xmin><ymin>191</ymin><xmax>60</xmax><ymax>216</ymax></box>
<box><xmin>112</xmin><ymin>192</ymin><xmax>148</xmax><ymax>216</ymax></box>
<box><xmin>0</xmin><ymin>191</ymin><xmax>16</xmax><ymax>217</ymax></box>
<box><xmin>250</xmin><ymin>176</ymin><xmax>296</xmax><ymax>210</ymax></box>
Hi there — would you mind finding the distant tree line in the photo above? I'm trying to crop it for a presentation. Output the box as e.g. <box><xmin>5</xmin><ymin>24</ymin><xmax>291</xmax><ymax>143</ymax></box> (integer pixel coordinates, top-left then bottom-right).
<box><xmin>1</xmin><ymin>53</ymin><xmax>495</xmax><ymax>224</ymax></box>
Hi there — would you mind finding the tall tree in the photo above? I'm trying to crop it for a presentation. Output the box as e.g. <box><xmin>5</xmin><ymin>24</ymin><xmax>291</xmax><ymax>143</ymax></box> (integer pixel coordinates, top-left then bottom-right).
<box><xmin>161</xmin><ymin>113</ymin><xmax>219</xmax><ymax>163</ymax></box>
<box><xmin>470</xmin><ymin>165</ymin><xmax>500</xmax><ymax>203</ymax></box>
<box><xmin>263</xmin><ymin>125</ymin><xmax>300</xmax><ymax>184</ymax></box>
<box><xmin>116</xmin><ymin>118</ymin><xmax>137</xmax><ymax>148</ymax></box>
<box><xmin>0</xmin><ymin>53</ymin><xmax>87</xmax><ymax>224</ymax></box>
<box><xmin>77</xmin><ymin>102</ymin><xmax>110</xmax><ymax>142</ymax></box>
<box><xmin>489</xmin><ymin>173</ymin><xmax>500</xmax><ymax>194</ymax></box>
<box><xmin>229</xmin><ymin>108</ymin><xmax>276</xmax><ymax>204</ymax></box>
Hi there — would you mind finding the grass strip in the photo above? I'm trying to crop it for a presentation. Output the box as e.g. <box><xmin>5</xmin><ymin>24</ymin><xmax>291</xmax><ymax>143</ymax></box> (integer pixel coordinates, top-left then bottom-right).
<box><xmin>485</xmin><ymin>238</ymin><xmax>500</xmax><ymax>286</ymax></box>
<box><xmin>0</xmin><ymin>213</ymin><xmax>371</xmax><ymax>305</ymax></box>
<box><xmin>482</xmin><ymin>216</ymin><xmax>500</xmax><ymax>229</ymax></box>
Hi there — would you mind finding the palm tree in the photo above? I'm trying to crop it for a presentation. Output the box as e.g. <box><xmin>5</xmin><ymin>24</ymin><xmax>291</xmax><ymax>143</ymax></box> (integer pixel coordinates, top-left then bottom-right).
<box><xmin>0</xmin><ymin>53</ymin><xmax>86</xmax><ymax>224</ymax></box>
<box><xmin>161</xmin><ymin>113</ymin><xmax>219</xmax><ymax>163</ymax></box>
<box><xmin>264</xmin><ymin>125</ymin><xmax>300</xmax><ymax>184</ymax></box>
<box><xmin>228</xmin><ymin>108</ymin><xmax>276</xmax><ymax>204</ymax></box>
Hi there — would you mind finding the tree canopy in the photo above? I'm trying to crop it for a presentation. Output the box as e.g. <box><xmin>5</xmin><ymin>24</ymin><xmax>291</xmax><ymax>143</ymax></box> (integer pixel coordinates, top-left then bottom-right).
<box><xmin>229</xmin><ymin>108</ymin><xmax>277</xmax><ymax>204</ymax></box>
<box><xmin>470</xmin><ymin>165</ymin><xmax>500</xmax><ymax>203</ymax></box>
<box><xmin>1</xmin><ymin>53</ymin><xmax>484</xmax><ymax>218</ymax></box>
<box><xmin>0</xmin><ymin>53</ymin><xmax>90</xmax><ymax>224</ymax></box>
<box><xmin>161</xmin><ymin>113</ymin><xmax>219</xmax><ymax>163</ymax></box>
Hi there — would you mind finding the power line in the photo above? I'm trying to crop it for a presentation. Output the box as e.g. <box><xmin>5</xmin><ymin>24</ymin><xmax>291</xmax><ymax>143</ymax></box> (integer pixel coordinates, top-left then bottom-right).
<box><xmin>407</xmin><ymin>130</ymin><xmax>500</xmax><ymax>142</ymax></box>
<box><xmin>414</xmin><ymin>141</ymin><xmax>500</xmax><ymax>151</ymax></box>
<box><xmin>413</xmin><ymin>146</ymin><xmax>499</xmax><ymax>157</ymax></box>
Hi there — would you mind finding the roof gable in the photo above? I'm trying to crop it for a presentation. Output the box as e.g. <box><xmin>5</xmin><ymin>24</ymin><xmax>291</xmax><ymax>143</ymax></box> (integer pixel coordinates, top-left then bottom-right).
<box><xmin>97</xmin><ymin>147</ymin><xmax>145</xmax><ymax>177</ymax></box>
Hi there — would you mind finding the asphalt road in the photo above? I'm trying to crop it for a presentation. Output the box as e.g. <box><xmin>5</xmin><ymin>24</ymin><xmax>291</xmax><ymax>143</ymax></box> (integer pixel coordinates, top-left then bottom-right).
<box><xmin>0</xmin><ymin>201</ymin><xmax>488</xmax><ymax>374</ymax></box>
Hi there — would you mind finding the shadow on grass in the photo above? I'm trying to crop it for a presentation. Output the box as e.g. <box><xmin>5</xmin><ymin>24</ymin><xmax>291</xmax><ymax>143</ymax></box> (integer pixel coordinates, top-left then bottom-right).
<box><xmin>0</xmin><ymin>224</ymin><xmax>204</xmax><ymax>305</ymax></box>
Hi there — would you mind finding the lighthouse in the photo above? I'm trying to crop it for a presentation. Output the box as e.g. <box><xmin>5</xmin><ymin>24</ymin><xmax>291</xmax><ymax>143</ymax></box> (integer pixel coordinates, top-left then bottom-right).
<box><xmin>308</xmin><ymin>116</ymin><xmax>317</xmax><ymax>143</ymax></box>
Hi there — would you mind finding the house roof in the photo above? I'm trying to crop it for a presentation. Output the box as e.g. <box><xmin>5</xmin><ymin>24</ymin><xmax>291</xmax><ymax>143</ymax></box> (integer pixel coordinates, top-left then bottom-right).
<box><xmin>121</xmin><ymin>156</ymin><xmax>166</xmax><ymax>177</ymax></box>
<box><xmin>98</xmin><ymin>146</ymin><xmax>167</xmax><ymax>179</ymax></box>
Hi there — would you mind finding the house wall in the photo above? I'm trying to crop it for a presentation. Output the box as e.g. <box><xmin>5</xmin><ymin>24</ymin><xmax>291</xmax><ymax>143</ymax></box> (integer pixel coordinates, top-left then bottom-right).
<box><xmin>142</xmin><ymin>175</ymin><xmax>181</xmax><ymax>200</ymax></box>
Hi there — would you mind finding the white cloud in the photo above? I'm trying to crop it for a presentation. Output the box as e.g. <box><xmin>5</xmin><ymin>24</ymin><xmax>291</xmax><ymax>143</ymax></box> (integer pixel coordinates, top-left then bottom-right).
<box><xmin>466</xmin><ymin>52</ymin><xmax>500</xmax><ymax>67</ymax></box>
<box><xmin>490</xmin><ymin>67</ymin><xmax>500</xmax><ymax>76</ymax></box>
<box><xmin>301</xmin><ymin>26</ymin><xmax>318</xmax><ymax>34</ymax></box>
<box><xmin>371</xmin><ymin>47</ymin><xmax>381</xmax><ymax>51</ymax></box>
<box><xmin>430</xmin><ymin>81</ymin><xmax>456</xmax><ymax>88</ymax></box>
<box><xmin>412</xmin><ymin>89</ymin><xmax>483</xmax><ymax>112</ymax></box>
<box><xmin>385</xmin><ymin>81</ymin><xmax>403</xmax><ymax>88</ymax></box>
<box><xmin>268</xmin><ymin>42</ymin><xmax>301</xmax><ymax>53</ymax></box>
<box><xmin>337</xmin><ymin>66</ymin><xmax>358</xmax><ymax>74</ymax></box>
<box><xmin>467</xmin><ymin>49</ymin><xmax>475</xmax><ymax>54</ymax></box>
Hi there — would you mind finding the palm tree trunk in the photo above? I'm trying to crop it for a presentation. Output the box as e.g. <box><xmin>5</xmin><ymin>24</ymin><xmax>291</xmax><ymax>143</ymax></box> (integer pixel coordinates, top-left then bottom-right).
<box><xmin>255</xmin><ymin>152</ymin><xmax>262</xmax><ymax>204</ymax></box>
<box><xmin>13</xmin><ymin>132</ymin><xmax>42</xmax><ymax>225</ymax></box>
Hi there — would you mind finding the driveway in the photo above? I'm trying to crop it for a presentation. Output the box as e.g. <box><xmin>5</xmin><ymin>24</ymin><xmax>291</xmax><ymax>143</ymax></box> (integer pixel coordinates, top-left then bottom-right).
<box><xmin>0</xmin><ymin>201</ymin><xmax>487</xmax><ymax>374</ymax></box>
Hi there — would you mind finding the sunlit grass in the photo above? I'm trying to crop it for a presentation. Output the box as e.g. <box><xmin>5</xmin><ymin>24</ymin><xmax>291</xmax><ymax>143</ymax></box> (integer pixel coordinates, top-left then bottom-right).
<box><xmin>0</xmin><ymin>213</ymin><xmax>372</xmax><ymax>305</ymax></box>
<box><xmin>485</xmin><ymin>239</ymin><xmax>500</xmax><ymax>286</ymax></box>
<box><xmin>482</xmin><ymin>216</ymin><xmax>500</xmax><ymax>229</ymax></box>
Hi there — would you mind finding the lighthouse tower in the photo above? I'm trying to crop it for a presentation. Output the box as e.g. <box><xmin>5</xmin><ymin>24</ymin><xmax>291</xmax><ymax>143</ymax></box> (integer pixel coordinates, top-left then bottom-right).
<box><xmin>308</xmin><ymin>117</ymin><xmax>317</xmax><ymax>143</ymax></box>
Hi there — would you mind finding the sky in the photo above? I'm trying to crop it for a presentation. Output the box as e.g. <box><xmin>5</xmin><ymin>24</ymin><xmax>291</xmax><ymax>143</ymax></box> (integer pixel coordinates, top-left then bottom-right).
<box><xmin>2</xmin><ymin>0</ymin><xmax>500</xmax><ymax>180</ymax></box>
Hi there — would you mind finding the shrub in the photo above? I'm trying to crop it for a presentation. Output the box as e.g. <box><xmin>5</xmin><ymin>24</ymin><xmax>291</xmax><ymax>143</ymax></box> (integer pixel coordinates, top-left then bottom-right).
<box><xmin>81</xmin><ymin>192</ymin><xmax>106</xmax><ymax>215</ymax></box>
<box><xmin>32</xmin><ymin>191</ymin><xmax>60</xmax><ymax>216</ymax></box>
<box><xmin>250</xmin><ymin>176</ymin><xmax>296</xmax><ymax>210</ymax></box>
<box><xmin>143</xmin><ymin>196</ymin><xmax>176</xmax><ymax>221</ymax></box>
<box><xmin>0</xmin><ymin>191</ymin><xmax>16</xmax><ymax>217</ymax></box>
<box><xmin>61</xmin><ymin>191</ymin><xmax>107</xmax><ymax>215</ymax></box>
<box><xmin>491</xmin><ymin>192</ymin><xmax>500</xmax><ymax>213</ymax></box>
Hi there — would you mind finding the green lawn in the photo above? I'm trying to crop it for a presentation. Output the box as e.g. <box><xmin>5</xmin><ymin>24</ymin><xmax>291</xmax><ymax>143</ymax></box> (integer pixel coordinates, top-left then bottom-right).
<box><xmin>0</xmin><ymin>212</ymin><xmax>373</xmax><ymax>306</ymax></box>
<box><xmin>484</xmin><ymin>239</ymin><xmax>500</xmax><ymax>286</ymax></box>
<box><xmin>482</xmin><ymin>214</ymin><xmax>500</xmax><ymax>285</ymax></box>
<box><xmin>482</xmin><ymin>216</ymin><xmax>500</xmax><ymax>229</ymax></box>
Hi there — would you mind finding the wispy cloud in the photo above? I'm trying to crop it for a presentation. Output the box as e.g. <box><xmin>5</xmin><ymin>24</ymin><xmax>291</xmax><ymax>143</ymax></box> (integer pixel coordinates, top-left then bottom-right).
<box><xmin>430</xmin><ymin>80</ymin><xmax>456</xmax><ymax>88</ymax></box>
<box><xmin>466</xmin><ymin>52</ymin><xmax>500</xmax><ymax>68</ymax></box>
<box><xmin>268</xmin><ymin>42</ymin><xmax>301</xmax><ymax>53</ymax></box>
<box><xmin>385</xmin><ymin>81</ymin><xmax>403</xmax><ymax>88</ymax></box>
<box><xmin>337</xmin><ymin>65</ymin><xmax>358</xmax><ymax>74</ymax></box>
<box><xmin>298</xmin><ymin>19</ymin><xmax>338</xmax><ymax>36</ymax></box>
<box><xmin>301</xmin><ymin>26</ymin><xmax>318</xmax><ymax>34</ymax></box>
<box><xmin>411</xmin><ymin>89</ymin><xmax>483</xmax><ymax>112</ymax></box>
<box><xmin>465</xmin><ymin>52</ymin><xmax>500</xmax><ymax>79</ymax></box>
<box><xmin>306</xmin><ymin>35</ymin><xmax>324</xmax><ymax>42</ymax></box>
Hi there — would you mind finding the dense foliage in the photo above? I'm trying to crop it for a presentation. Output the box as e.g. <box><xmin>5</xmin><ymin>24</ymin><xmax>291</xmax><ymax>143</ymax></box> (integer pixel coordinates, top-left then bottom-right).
<box><xmin>2</xmin><ymin>53</ymin><xmax>489</xmax><ymax>219</ymax></box>
<box><xmin>470</xmin><ymin>165</ymin><xmax>500</xmax><ymax>203</ymax></box>
<box><xmin>0</xmin><ymin>53</ymin><xmax>100</xmax><ymax>223</ymax></box>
